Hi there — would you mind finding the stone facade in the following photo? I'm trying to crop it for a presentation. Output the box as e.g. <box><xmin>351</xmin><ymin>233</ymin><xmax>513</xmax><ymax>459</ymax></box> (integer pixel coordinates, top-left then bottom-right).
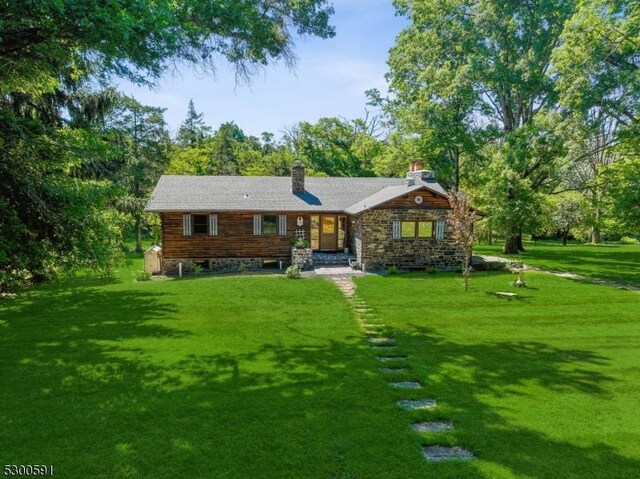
<box><xmin>291</xmin><ymin>247</ymin><xmax>313</xmax><ymax>270</ymax></box>
<box><xmin>163</xmin><ymin>257</ymin><xmax>265</xmax><ymax>274</ymax></box>
<box><xmin>352</xmin><ymin>208</ymin><xmax>463</xmax><ymax>271</ymax></box>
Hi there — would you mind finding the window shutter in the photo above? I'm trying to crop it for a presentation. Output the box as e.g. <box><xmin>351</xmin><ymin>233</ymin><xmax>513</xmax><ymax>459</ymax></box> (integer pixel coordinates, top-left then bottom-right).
<box><xmin>209</xmin><ymin>214</ymin><xmax>218</xmax><ymax>236</ymax></box>
<box><xmin>253</xmin><ymin>214</ymin><xmax>262</xmax><ymax>235</ymax></box>
<box><xmin>278</xmin><ymin>215</ymin><xmax>287</xmax><ymax>236</ymax></box>
<box><xmin>435</xmin><ymin>220</ymin><xmax>445</xmax><ymax>240</ymax></box>
<box><xmin>392</xmin><ymin>219</ymin><xmax>401</xmax><ymax>240</ymax></box>
<box><xmin>183</xmin><ymin>214</ymin><xmax>192</xmax><ymax>236</ymax></box>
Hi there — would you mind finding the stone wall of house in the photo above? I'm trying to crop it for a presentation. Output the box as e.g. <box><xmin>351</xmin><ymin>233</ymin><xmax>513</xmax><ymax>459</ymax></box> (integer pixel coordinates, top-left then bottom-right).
<box><xmin>357</xmin><ymin>208</ymin><xmax>463</xmax><ymax>271</ymax></box>
<box><xmin>291</xmin><ymin>248</ymin><xmax>313</xmax><ymax>270</ymax></box>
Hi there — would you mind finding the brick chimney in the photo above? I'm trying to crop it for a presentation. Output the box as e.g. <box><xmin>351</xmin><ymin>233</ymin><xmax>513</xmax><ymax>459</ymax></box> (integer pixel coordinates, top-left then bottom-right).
<box><xmin>291</xmin><ymin>161</ymin><xmax>305</xmax><ymax>194</ymax></box>
<box><xmin>410</xmin><ymin>160</ymin><xmax>424</xmax><ymax>172</ymax></box>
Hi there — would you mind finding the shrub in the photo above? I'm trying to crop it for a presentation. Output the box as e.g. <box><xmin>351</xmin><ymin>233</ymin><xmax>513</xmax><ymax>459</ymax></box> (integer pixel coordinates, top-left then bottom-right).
<box><xmin>291</xmin><ymin>237</ymin><xmax>311</xmax><ymax>249</ymax></box>
<box><xmin>620</xmin><ymin>236</ymin><xmax>638</xmax><ymax>245</ymax></box>
<box><xmin>135</xmin><ymin>270</ymin><xmax>151</xmax><ymax>281</ymax></box>
<box><xmin>387</xmin><ymin>266</ymin><xmax>399</xmax><ymax>275</ymax></box>
<box><xmin>192</xmin><ymin>264</ymin><xmax>204</xmax><ymax>276</ymax></box>
<box><xmin>286</xmin><ymin>264</ymin><xmax>301</xmax><ymax>279</ymax></box>
<box><xmin>425</xmin><ymin>267</ymin><xmax>438</xmax><ymax>274</ymax></box>
<box><xmin>237</xmin><ymin>262</ymin><xmax>246</xmax><ymax>273</ymax></box>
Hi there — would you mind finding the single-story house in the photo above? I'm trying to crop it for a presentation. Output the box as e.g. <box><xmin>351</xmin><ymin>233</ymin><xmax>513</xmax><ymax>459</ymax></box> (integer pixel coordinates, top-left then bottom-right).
<box><xmin>145</xmin><ymin>162</ymin><xmax>464</xmax><ymax>273</ymax></box>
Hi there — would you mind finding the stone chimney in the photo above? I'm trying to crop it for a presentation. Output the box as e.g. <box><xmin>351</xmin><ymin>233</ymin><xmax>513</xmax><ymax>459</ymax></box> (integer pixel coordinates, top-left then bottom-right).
<box><xmin>291</xmin><ymin>161</ymin><xmax>305</xmax><ymax>194</ymax></box>
<box><xmin>406</xmin><ymin>162</ymin><xmax>436</xmax><ymax>182</ymax></box>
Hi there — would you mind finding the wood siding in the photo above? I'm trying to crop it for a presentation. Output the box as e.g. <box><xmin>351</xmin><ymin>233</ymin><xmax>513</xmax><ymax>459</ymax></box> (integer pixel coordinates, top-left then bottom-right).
<box><xmin>162</xmin><ymin>212</ymin><xmax>331</xmax><ymax>259</ymax></box>
<box><xmin>376</xmin><ymin>188</ymin><xmax>450</xmax><ymax>209</ymax></box>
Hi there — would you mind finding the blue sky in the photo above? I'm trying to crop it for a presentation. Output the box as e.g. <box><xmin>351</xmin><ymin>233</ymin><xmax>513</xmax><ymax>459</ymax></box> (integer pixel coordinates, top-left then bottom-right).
<box><xmin>117</xmin><ymin>0</ymin><xmax>407</xmax><ymax>137</ymax></box>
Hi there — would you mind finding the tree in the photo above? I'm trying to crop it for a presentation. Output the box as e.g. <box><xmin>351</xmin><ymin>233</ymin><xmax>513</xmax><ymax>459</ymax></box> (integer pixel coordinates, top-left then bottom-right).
<box><xmin>388</xmin><ymin>0</ymin><xmax>575</xmax><ymax>253</ymax></box>
<box><xmin>1</xmin><ymin>0</ymin><xmax>335</xmax><ymax>95</ymax></box>
<box><xmin>553</xmin><ymin>194</ymin><xmax>585</xmax><ymax>245</ymax></box>
<box><xmin>107</xmin><ymin>96</ymin><xmax>171</xmax><ymax>252</ymax></box>
<box><xmin>604</xmin><ymin>158</ymin><xmax>640</xmax><ymax>234</ymax></box>
<box><xmin>448</xmin><ymin>191</ymin><xmax>477</xmax><ymax>291</ymax></box>
<box><xmin>287</xmin><ymin>115</ymin><xmax>383</xmax><ymax>176</ymax></box>
<box><xmin>176</xmin><ymin>100</ymin><xmax>211</xmax><ymax>147</ymax></box>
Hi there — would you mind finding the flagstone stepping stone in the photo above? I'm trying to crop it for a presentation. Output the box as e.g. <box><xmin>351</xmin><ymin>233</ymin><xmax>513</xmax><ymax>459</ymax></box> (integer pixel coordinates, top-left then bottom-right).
<box><xmin>367</xmin><ymin>337</ymin><xmax>395</xmax><ymax>344</ymax></box>
<box><xmin>397</xmin><ymin>399</ymin><xmax>436</xmax><ymax>410</ymax></box>
<box><xmin>380</xmin><ymin>367</ymin><xmax>411</xmax><ymax>373</ymax></box>
<box><xmin>371</xmin><ymin>345</ymin><xmax>398</xmax><ymax>350</ymax></box>
<box><xmin>389</xmin><ymin>381</ymin><xmax>422</xmax><ymax>389</ymax></box>
<box><xmin>411</xmin><ymin>421</ymin><xmax>454</xmax><ymax>432</ymax></box>
<box><xmin>422</xmin><ymin>446</ymin><xmax>474</xmax><ymax>461</ymax></box>
<box><xmin>378</xmin><ymin>356</ymin><xmax>407</xmax><ymax>362</ymax></box>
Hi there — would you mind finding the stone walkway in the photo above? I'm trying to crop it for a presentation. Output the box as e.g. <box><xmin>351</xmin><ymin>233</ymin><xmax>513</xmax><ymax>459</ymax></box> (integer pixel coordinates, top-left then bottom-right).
<box><xmin>530</xmin><ymin>267</ymin><xmax>640</xmax><ymax>291</ymax></box>
<box><xmin>328</xmin><ymin>274</ymin><xmax>475</xmax><ymax>463</ymax></box>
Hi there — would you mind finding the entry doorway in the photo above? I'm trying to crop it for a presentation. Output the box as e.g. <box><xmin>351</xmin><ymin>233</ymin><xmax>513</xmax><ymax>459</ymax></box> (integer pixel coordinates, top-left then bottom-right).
<box><xmin>310</xmin><ymin>215</ymin><xmax>347</xmax><ymax>251</ymax></box>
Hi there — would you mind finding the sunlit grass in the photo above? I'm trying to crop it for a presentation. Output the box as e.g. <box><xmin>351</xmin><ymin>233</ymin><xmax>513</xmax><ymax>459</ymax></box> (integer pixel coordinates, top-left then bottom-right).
<box><xmin>474</xmin><ymin>241</ymin><xmax>640</xmax><ymax>286</ymax></box>
<box><xmin>355</xmin><ymin>271</ymin><xmax>640</xmax><ymax>478</ymax></box>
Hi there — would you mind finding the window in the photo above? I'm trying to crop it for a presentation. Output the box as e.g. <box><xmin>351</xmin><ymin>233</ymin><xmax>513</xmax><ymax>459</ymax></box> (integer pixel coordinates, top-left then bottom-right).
<box><xmin>398</xmin><ymin>220</ymin><xmax>434</xmax><ymax>239</ymax></box>
<box><xmin>262</xmin><ymin>215</ymin><xmax>277</xmax><ymax>234</ymax></box>
<box><xmin>310</xmin><ymin>215</ymin><xmax>320</xmax><ymax>250</ymax></box>
<box><xmin>417</xmin><ymin>221</ymin><xmax>433</xmax><ymax>238</ymax></box>
<box><xmin>401</xmin><ymin>221</ymin><xmax>415</xmax><ymax>238</ymax></box>
<box><xmin>192</xmin><ymin>214</ymin><xmax>208</xmax><ymax>234</ymax></box>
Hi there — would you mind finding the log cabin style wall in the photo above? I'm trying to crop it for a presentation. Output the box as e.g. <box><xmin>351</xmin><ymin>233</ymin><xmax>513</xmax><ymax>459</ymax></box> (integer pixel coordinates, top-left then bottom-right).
<box><xmin>162</xmin><ymin>211</ymin><xmax>338</xmax><ymax>259</ymax></box>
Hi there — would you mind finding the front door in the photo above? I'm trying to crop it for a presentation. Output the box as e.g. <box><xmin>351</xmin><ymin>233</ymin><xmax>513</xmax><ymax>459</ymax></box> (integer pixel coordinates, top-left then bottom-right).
<box><xmin>320</xmin><ymin>215</ymin><xmax>337</xmax><ymax>251</ymax></box>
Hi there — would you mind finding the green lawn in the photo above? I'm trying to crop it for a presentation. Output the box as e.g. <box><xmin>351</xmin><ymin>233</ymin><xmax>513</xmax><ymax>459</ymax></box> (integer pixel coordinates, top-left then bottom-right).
<box><xmin>355</xmin><ymin>271</ymin><xmax>640</xmax><ymax>478</ymax></box>
<box><xmin>0</xmin><ymin>258</ymin><xmax>428</xmax><ymax>478</ymax></box>
<box><xmin>474</xmin><ymin>242</ymin><xmax>640</xmax><ymax>286</ymax></box>
<box><xmin>2</xmin><ymin>256</ymin><xmax>639</xmax><ymax>478</ymax></box>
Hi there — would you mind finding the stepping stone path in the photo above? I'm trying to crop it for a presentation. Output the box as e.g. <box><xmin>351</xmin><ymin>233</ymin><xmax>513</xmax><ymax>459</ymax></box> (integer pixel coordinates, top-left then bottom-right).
<box><xmin>378</xmin><ymin>356</ymin><xmax>407</xmax><ymax>362</ymax></box>
<box><xmin>380</xmin><ymin>367</ymin><xmax>411</xmax><ymax>373</ymax></box>
<box><xmin>422</xmin><ymin>446</ymin><xmax>474</xmax><ymax>462</ymax></box>
<box><xmin>397</xmin><ymin>399</ymin><xmax>436</xmax><ymax>410</ymax></box>
<box><xmin>412</xmin><ymin>421</ymin><xmax>454</xmax><ymax>432</ymax></box>
<box><xmin>389</xmin><ymin>381</ymin><xmax>422</xmax><ymax>389</ymax></box>
<box><xmin>325</xmin><ymin>272</ymin><xmax>474</xmax><ymax>464</ymax></box>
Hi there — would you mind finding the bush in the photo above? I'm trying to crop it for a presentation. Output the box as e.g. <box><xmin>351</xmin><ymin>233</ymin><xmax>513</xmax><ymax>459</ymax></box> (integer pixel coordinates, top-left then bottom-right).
<box><xmin>134</xmin><ymin>270</ymin><xmax>151</xmax><ymax>281</ymax></box>
<box><xmin>620</xmin><ymin>236</ymin><xmax>638</xmax><ymax>245</ymax></box>
<box><xmin>237</xmin><ymin>262</ymin><xmax>246</xmax><ymax>273</ymax></box>
<box><xmin>425</xmin><ymin>267</ymin><xmax>438</xmax><ymax>274</ymax></box>
<box><xmin>285</xmin><ymin>264</ymin><xmax>301</xmax><ymax>279</ymax></box>
<box><xmin>291</xmin><ymin>237</ymin><xmax>311</xmax><ymax>249</ymax></box>
<box><xmin>387</xmin><ymin>266</ymin><xmax>399</xmax><ymax>275</ymax></box>
<box><xmin>193</xmin><ymin>263</ymin><xmax>204</xmax><ymax>275</ymax></box>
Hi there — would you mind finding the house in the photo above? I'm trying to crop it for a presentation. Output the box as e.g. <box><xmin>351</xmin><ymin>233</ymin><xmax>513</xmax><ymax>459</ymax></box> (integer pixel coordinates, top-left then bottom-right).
<box><xmin>145</xmin><ymin>162</ymin><xmax>463</xmax><ymax>273</ymax></box>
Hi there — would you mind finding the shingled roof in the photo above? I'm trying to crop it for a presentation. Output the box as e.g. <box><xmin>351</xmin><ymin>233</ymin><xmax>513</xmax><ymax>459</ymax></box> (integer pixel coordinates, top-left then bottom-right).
<box><xmin>145</xmin><ymin>175</ymin><xmax>448</xmax><ymax>213</ymax></box>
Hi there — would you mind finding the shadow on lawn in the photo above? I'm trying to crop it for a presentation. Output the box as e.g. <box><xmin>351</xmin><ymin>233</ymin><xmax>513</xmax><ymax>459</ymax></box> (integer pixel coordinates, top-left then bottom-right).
<box><xmin>398</xmin><ymin>324</ymin><xmax>639</xmax><ymax>478</ymax></box>
<box><xmin>0</xmin><ymin>279</ymin><xmax>421</xmax><ymax>478</ymax></box>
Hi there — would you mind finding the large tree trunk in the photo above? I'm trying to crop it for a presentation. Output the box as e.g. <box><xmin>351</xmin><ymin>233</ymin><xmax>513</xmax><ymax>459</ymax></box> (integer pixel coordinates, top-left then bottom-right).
<box><xmin>503</xmin><ymin>219</ymin><xmax>520</xmax><ymax>254</ymax></box>
<box><xmin>516</xmin><ymin>231</ymin><xmax>525</xmax><ymax>252</ymax></box>
<box><xmin>562</xmin><ymin>230</ymin><xmax>568</xmax><ymax>246</ymax></box>
<box><xmin>591</xmin><ymin>202</ymin><xmax>602</xmax><ymax>244</ymax></box>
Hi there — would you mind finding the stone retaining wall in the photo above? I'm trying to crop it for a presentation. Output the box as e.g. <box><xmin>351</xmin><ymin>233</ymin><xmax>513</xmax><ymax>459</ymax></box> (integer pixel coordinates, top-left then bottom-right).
<box><xmin>163</xmin><ymin>257</ymin><xmax>265</xmax><ymax>274</ymax></box>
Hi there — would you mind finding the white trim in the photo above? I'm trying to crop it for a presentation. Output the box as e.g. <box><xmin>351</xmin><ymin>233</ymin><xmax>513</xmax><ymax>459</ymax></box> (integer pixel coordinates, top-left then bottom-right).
<box><xmin>278</xmin><ymin>215</ymin><xmax>287</xmax><ymax>236</ymax></box>
<box><xmin>209</xmin><ymin>214</ymin><xmax>218</xmax><ymax>236</ymax></box>
<box><xmin>392</xmin><ymin>219</ymin><xmax>401</xmax><ymax>240</ymax></box>
<box><xmin>183</xmin><ymin>214</ymin><xmax>192</xmax><ymax>236</ymax></box>
<box><xmin>253</xmin><ymin>214</ymin><xmax>262</xmax><ymax>235</ymax></box>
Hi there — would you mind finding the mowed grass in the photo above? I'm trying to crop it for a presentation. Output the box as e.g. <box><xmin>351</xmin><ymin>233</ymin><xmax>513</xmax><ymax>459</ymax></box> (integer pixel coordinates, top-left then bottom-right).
<box><xmin>355</xmin><ymin>271</ymin><xmax>640</xmax><ymax>478</ymax></box>
<box><xmin>474</xmin><ymin>242</ymin><xmax>640</xmax><ymax>286</ymax></box>
<box><xmin>0</xmin><ymin>258</ymin><xmax>434</xmax><ymax>479</ymax></box>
